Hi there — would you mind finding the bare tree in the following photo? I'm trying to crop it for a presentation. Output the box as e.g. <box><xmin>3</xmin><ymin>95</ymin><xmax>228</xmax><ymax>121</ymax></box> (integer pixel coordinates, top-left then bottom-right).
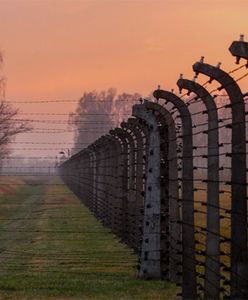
<box><xmin>0</xmin><ymin>51</ymin><xmax>5</xmax><ymax>101</ymax></box>
<box><xmin>0</xmin><ymin>51</ymin><xmax>31</xmax><ymax>163</ymax></box>
<box><xmin>0</xmin><ymin>102</ymin><xmax>31</xmax><ymax>154</ymax></box>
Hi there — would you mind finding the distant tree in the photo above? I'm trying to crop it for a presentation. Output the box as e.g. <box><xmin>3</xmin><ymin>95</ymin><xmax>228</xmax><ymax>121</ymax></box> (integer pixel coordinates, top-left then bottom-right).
<box><xmin>113</xmin><ymin>92</ymin><xmax>141</xmax><ymax>125</ymax></box>
<box><xmin>69</xmin><ymin>88</ymin><xmax>116</xmax><ymax>154</ymax></box>
<box><xmin>69</xmin><ymin>89</ymin><xmax>141</xmax><ymax>154</ymax></box>
<box><xmin>0</xmin><ymin>101</ymin><xmax>31</xmax><ymax>157</ymax></box>
<box><xmin>0</xmin><ymin>51</ymin><xmax>5</xmax><ymax>100</ymax></box>
<box><xmin>0</xmin><ymin>51</ymin><xmax>31</xmax><ymax>165</ymax></box>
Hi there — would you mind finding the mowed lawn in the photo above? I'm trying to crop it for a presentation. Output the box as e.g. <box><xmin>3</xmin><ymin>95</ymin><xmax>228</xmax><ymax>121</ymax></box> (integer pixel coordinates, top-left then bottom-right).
<box><xmin>0</xmin><ymin>176</ymin><xmax>177</xmax><ymax>300</ymax></box>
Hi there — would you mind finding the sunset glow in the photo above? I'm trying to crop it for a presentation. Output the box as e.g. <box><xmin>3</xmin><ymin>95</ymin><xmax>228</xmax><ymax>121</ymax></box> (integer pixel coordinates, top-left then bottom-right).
<box><xmin>0</xmin><ymin>2</ymin><xmax>247</xmax><ymax>299</ymax></box>
<box><xmin>0</xmin><ymin>0</ymin><xmax>247</xmax><ymax>156</ymax></box>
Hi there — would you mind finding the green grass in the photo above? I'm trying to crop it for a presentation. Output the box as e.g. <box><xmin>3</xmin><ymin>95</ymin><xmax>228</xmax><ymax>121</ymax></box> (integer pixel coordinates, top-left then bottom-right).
<box><xmin>0</xmin><ymin>176</ymin><xmax>177</xmax><ymax>300</ymax></box>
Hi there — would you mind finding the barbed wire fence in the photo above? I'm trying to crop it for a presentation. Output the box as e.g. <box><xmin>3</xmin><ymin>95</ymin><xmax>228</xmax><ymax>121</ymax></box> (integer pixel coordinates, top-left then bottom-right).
<box><xmin>0</xmin><ymin>37</ymin><xmax>247</xmax><ymax>299</ymax></box>
<box><xmin>59</xmin><ymin>37</ymin><xmax>248</xmax><ymax>300</ymax></box>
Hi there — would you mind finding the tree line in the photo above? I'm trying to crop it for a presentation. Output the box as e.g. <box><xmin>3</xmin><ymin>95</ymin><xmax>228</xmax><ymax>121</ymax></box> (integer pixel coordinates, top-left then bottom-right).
<box><xmin>68</xmin><ymin>88</ymin><xmax>141</xmax><ymax>155</ymax></box>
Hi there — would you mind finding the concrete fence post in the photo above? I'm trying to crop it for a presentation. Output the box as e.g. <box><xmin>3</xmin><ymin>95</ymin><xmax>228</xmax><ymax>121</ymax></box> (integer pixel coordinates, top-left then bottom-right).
<box><xmin>143</xmin><ymin>100</ymin><xmax>181</xmax><ymax>283</ymax></box>
<box><xmin>177</xmin><ymin>78</ymin><xmax>220</xmax><ymax>300</ymax></box>
<box><xmin>121</xmin><ymin>122</ymin><xmax>141</xmax><ymax>251</ymax></box>
<box><xmin>133</xmin><ymin>104</ymin><xmax>161</xmax><ymax>279</ymax></box>
<box><xmin>88</xmin><ymin>144</ymin><xmax>98</xmax><ymax>216</ymax></box>
<box><xmin>193</xmin><ymin>62</ymin><xmax>248</xmax><ymax>299</ymax></box>
<box><xmin>110</xmin><ymin>129</ymin><xmax>129</xmax><ymax>243</ymax></box>
<box><xmin>153</xmin><ymin>89</ymin><xmax>197</xmax><ymax>299</ymax></box>
<box><xmin>103</xmin><ymin>134</ymin><xmax>124</xmax><ymax>237</ymax></box>
<box><xmin>122</xmin><ymin>118</ymin><xmax>148</xmax><ymax>253</ymax></box>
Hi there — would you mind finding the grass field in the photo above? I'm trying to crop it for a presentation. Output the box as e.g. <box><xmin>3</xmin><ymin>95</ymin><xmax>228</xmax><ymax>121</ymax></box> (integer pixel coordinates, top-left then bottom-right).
<box><xmin>0</xmin><ymin>176</ymin><xmax>177</xmax><ymax>300</ymax></box>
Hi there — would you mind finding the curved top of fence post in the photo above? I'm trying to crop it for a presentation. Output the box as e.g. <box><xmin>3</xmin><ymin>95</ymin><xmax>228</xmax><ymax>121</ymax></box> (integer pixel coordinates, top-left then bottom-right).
<box><xmin>88</xmin><ymin>143</ymin><xmax>97</xmax><ymax>157</ymax></box>
<box><xmin>93</xmin><ymin>137</ymin><xmax>104</xmax><ymax>149</ymax></box>
<box><xmin>177</xmin><ymin>79</ymin><xmax>217</xmax><ymax>118</ymax></box>
<box><xmin>120</xmin><ymin>121</ymin><xmax>140</xmax><ymax>142</ymax></box>
<box><xmin>141</xmin><ymin>98</ymin><xmax>177</xmax><ymax>152</ymax></box>
<box><xmin>229</xmin><ymin>39</ymin><xmax>248</xmax><ymax>62</ymax></box>
<box><xmin>190</xmin><ymin>62</ymin><xmax>246</xmax><ymax>167</ymax></box>
<box><xmin>115</xmin><ymin>126</ymin><xmax>136</xmax><ymax>182</ymax></box>
<box><xmin>121</xmin><ymin>119</ymin><xmax>145</xmax><ymax>196</ymax></box>
<box><xmin>121</xmin><ymin>118</ymin><xmax>143</xmax><ymax>133</ymax></box>
<box><xmin>100</xmin><ymin>135</ymin><xmax>123</xmax><ymax>180</ymax></box>
<box><xmin>152</xmin><ymin>89</ymin><xmax>193</xmax><ymax>180</ymax></box>
<box><xmin>153</xmin><ymin>90</ymin><xmax>192</xmax><ymax>133</ymax></box>
<box><xmin>132</xmin><ymin>103</ymin><xmax>159</xmax><ymax>144</ymax></box>
<box><xmin>114</xmin><ymin>127</ymin><xmax>135</xmax><ymax>150</ymax></box>
<box><xmin>127</xmin><ymin>117</ymin><xmax>149</xmax><ymax>140</ymax></box>
<box><xmin>121</xmin><ymin>118</ymin><xmax>146</xmax><ymax>157</ymax></box>
<box><xmin>141</xmin><ymin>99</ymin><xmax>177</xmax><ymax>178</ymax></box>
<box><xmin>77</xmin><ymin>147</ymin><xmax>94</xmax><ymax>163</ymax></box>
<box><xmin>120</xmin><ymin>120</ymin><xmax>143</xmax><ymax>147</ymax></box>
<box><xmin>90</xmin><ymin>135</ymin><xmax>121</xmax><ymax>162</ymax></box>
<box><xmin>143</xmin><ymin>100</ymin><xmax>174</xmax><ymax>122</ymax></box>
<box><xmin>153</xmin><ymin>89</ymin><xmax>196</xmax><ymax>299</ymax></box>
<box><xmin>120</xmin><ymin>121</ymin><xmax>134</xmax><ymax>132</ymax></box>
<box><xmin>120</xmin><ymin>120</ymin><xmax>142</xmax><ymax>162</ymax></box>
<box><xmin>109</xmin><ymin>128</ymin><xmax>129</xmax><ymax>157</ymax></box>
<box><xmin>143</xmin><ymin>99</ymin><xmax>176</xmax><ymax>141</ymax></box>
<box><xmin>193</xmin><ymin>62</ymin><xmax>245</xmax><ymax>108</ymax></box>
<box><xmin>192</xmin><ymin>62</ymin><xmax>246</xmax><ymax>171</ymax></box>
<box><xmin>110</xmin><ymin>128</ymin><xmax>126</xmax><ymax>141</ymax></box>
<box><xmin>100</xmin><ymin>134</ymin><xmax>122</xmax><ymax>154</ymax></box>
<box><xmin>109</xmin><ymin>127</ymin><xmax>130</xmax><ymax>160</ymax></box>
<box><xmin>132</xmin><ymin>103</ymin><xmax>160</xmax><ymax>179</ymax></box>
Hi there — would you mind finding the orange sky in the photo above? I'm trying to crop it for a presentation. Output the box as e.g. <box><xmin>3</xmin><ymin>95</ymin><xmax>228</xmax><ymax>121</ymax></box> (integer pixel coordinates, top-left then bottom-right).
<box><xmin>0</xmin><ymin>0</ymin><xmax>247</xmax><ymax>159</ymax></box>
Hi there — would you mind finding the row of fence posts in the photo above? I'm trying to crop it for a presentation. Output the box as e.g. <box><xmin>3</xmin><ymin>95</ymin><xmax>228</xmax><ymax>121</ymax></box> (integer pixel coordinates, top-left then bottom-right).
<box><xmin>59</xmin><ymin>38</ymin><xmax>248</xmax><ymax>299</ymax></box>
